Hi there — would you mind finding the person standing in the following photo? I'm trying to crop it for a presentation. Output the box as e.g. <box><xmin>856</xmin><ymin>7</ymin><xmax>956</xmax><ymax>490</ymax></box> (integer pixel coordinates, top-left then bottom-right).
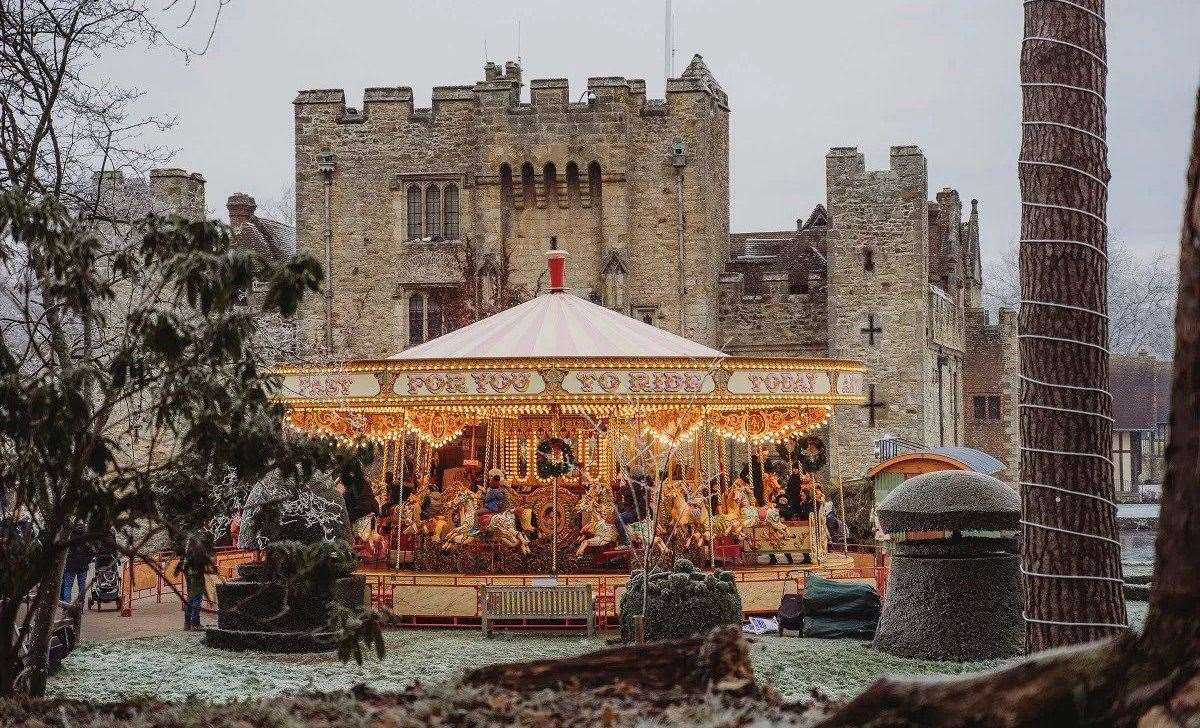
<box><xmin>177</xmin><ymin>531</ymin><xmax>216</xmax><ymax>631</ymax></box>
<box><xmin>60</xmin><ymin>525</ymin><xmax>94</xmax><ymax>603</ymax></box>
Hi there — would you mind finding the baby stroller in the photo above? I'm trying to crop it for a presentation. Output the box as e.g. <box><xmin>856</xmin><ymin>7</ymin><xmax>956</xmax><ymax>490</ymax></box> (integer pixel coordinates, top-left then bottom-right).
<box><xmin>87</xmin><ymin>553</ymin><xmax>122</xmax><ymax>612</ymax></box>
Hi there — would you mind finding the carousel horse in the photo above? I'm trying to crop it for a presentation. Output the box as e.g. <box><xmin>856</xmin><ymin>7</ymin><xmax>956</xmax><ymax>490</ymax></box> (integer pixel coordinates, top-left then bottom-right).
<box><xmin>728</xmin><ymin>477</ymin><xmax>788</xmax><ymax>536</ymax></box>
<box><xmin>573</xmin><ymin>482</ymin><xmax>617</xmax><ymax>556</ymax></box>
<box><xmin>399</xmin><ymin>480</ymin><xmax>449</xmax><ymax>543</ymax></box>
<box><xmin>441</xmin><ymin>489</ymin><xmax>531</xmax><ymax>555</ymax></box>
<box><xmin>574</xmin><ymin>479</ymin><xmax>665</xmax><ymax>556</ymax></box>
<box><xmin>662</xmin><ymin>479</ymin><xmax>740</xmax><ymax>550</ymax></box>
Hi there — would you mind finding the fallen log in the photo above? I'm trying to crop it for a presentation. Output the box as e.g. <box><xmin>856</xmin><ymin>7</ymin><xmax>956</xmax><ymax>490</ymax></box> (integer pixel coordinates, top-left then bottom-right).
<box><xmin>462</xmin><ymin>624</ymin><xmax>754</xmax><ymax>694</ymax></box>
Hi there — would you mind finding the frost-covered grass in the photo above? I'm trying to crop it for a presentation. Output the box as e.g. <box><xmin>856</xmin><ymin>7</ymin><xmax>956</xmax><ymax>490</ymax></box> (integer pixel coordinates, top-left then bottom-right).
<box><xmin>47</xmin><ymin>630</ymin><xmax>1019</xmax><ymax>704</ymax></box>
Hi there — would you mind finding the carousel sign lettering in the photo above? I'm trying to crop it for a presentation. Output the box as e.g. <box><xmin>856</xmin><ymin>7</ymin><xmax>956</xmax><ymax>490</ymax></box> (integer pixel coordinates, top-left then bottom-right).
<box><xmin>563</xmin><ymin>370</ymin><xmax>715</xmax><ymax>395</ymax></box>
<box><xmin>726</xmin><ymin>370</ymin><xmax>832</xmax><ymax>396</ymax></box>
<box><xmin>394</xmin><ymin>370</ymin><xmax>547</xmax><ymax>397</ymax></box>
<box><xmin>279</xmin><ymin>372</ymin><xmax>381</xmax><ymax>399</ymax></box>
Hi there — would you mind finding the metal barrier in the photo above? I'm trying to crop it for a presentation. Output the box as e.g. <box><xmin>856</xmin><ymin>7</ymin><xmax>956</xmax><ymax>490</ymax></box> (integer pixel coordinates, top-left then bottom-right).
<box><xmin>119</xmin><ymin>548</ymin><xmax>258</xmax><ymax>617</ymax></box>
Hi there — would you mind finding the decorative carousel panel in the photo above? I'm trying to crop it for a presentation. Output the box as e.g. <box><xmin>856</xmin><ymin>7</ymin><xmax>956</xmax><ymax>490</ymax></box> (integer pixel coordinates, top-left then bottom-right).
<box><xmin>286</xmin><ymin>410</ymin><xmax>405</xmax><ymax>441</ymax></box>
<box><xmin>277</xmin><ymin>371</ymin><xmax>381</xmax><ymax>400</ymax></box>
<box><xmin>561</xmin><ymin>369</ymin><xmax>716</xmax><ymax>396</ymax></box>
<box><xmin>394</xmin><ymin>370</ymin><xmax>546</xmax><ymax>397</ymax></box>
<box><xmin>725</xmin><ymin>369</ymin><xmax>832</xmax><ymax>396</ymax></box>
<box><xmin>708</xmin><ymin>406</ymin><xmax>831</xmax><ymax>444</ymax></box>
<box><xmin>404</xmin><ymin>409</ymin><xmax>478</xmax><ymax>447</ymax></box>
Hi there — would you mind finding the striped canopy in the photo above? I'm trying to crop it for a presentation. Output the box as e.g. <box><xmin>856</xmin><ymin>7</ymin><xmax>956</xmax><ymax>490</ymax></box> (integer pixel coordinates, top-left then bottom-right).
<box><xmin>391</xmin><ymin>290</ymin><xmax>726</xmax><ymax>361</ymax></box>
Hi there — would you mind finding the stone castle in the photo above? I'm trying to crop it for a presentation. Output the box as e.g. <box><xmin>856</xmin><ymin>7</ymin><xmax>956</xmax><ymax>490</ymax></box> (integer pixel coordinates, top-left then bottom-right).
<box><xmin>288</xmin><ymin>55</ymin><xmax>1019</xmax><ymax>483</ymax></box>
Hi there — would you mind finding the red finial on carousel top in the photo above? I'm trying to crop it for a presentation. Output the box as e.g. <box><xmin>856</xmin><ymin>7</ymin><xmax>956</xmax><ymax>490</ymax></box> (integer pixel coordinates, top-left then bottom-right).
<box><xmin>546</xmin><ymin>237</ymin><xmax>567</xmax><ymax>292</ymax></box>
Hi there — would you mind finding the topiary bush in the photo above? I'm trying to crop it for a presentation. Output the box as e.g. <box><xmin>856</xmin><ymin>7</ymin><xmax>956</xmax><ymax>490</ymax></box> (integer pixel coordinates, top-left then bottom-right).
<box><xmin>618</xmin><ymin>558</ymin><xmax>742</xmax><ymax>642</ymax></box>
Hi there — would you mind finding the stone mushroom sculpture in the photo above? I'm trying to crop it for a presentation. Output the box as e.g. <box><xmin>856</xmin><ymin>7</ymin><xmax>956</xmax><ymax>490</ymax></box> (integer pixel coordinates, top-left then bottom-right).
<box><xmin>873</xmin><ymin>470</ymin><xmax>1023</xmax><ymax>661</ymax></box>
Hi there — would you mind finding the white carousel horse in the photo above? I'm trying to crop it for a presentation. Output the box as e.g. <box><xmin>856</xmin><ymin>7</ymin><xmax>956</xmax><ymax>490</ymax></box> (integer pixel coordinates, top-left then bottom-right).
<box><xmin>729</xmin><ymin>479</ymin><xmax>788</xmax><ymax>536</ymax></box>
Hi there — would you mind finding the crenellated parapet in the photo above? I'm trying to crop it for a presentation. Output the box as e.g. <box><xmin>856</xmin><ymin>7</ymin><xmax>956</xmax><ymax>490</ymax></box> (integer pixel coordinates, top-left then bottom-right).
<box><xmin>294</xmin><ymin>54</ymin><xmax>728</xmax><ymax>126</ymax></box>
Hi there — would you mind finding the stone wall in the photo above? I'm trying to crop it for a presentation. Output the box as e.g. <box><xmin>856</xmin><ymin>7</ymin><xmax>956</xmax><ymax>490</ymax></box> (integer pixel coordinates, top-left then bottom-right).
<box><xmin>716</xmin><ymin>271</ymin><xmax>828</xmax><ymax>356</ymax></box>
<box><xmin>963</xmin><ymin>307</ymin><xmax>1020</xmax><ymax>483</ymax></box>
<box><xmin>293</xmin><ymin>56</ymin><xmax>730</xmax><ymax>358</ymax></box>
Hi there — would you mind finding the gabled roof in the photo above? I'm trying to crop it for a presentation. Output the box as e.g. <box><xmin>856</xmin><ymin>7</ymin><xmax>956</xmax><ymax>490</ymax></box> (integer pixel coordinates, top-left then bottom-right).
<box><xmin>802</xmin><ymin>205</ymin><xmax>830</xmax><ymax>229</ymax></box>
<box><xmin>390</xmin><ymin>289</ymin><xmax>726</xmax><ymax>361</ymax></box>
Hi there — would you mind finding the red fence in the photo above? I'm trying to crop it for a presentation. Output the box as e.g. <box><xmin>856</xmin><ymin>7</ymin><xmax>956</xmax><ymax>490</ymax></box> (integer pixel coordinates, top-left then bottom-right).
<box><xmin>119</xmin><ymin>548</ymin><xmax>258</xmax><ymax>617</ymax></box>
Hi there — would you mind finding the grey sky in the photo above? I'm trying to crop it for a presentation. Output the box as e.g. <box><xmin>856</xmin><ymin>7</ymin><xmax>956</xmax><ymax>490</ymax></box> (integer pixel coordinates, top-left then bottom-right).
<box><xmin>101</xmin><ymin>1</ymin><xmax>1200</xmax><ymax>269</ymax></box>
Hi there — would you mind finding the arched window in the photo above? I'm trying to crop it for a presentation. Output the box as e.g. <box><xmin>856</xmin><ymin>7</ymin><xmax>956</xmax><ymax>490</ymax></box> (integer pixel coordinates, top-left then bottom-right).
<box><xmin>443</xmin><ymin>184</ymin><xmax>460</xmax><ymax>239</ymax></box>
<box><xmin>565</xmin><ymin>162</ymin><xmax>581</xmax><ymax>205</ymax></box>
<box><xmin>499</xmin><ymin>163</ymin><xmax>514</xmax><ymax>238</ymax></box>
<box><xmin>588</xmin><ymin>161</ymin><xmax>603</xmax><ymax>208</ymax></box>
<box><xmin>499</xmin><ymin>164</ymin><xmax>514</xmax><ymax>206</ymax></box>
<box><xmin>406</xmin><ymin>186</ymin><xmax>422</xmax><ymax>240</ymax></box>
<box><xmin>408</xmin><ymin>293</ymin><xmax>425</xmax><ymax>344</ymax></box>
<box><xmin>543</xmin><ymin>162</ymin><xmax>558</xmax><ymax>207</ymax></box>
<box><xmin>424</xmin><ymin>185</ymin><xmax>441</xmax><ymax>240</ymax></box>
<box><xmin>521</xmin><ymin>162</ymin><xmax>536</xmax><ymax>208</ymax></box>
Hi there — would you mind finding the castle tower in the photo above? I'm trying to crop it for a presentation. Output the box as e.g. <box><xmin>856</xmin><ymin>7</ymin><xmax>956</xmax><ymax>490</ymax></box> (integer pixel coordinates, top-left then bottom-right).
<box><xmin>825</xmin><ymin>146</ymin><xmax>932</xmax><ymax>479</ymax></box>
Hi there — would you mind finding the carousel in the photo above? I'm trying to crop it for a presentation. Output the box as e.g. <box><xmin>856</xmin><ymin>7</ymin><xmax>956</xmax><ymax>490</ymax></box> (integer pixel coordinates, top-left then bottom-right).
<box><xmin>272</xmin><ymin>244</ymin><xmax>869</xmax><ymax>621</ymax></box>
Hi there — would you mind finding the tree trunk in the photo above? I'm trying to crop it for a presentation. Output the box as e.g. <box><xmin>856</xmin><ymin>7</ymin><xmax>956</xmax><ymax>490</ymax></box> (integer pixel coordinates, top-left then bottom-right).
<box><xmin>23</xmin><ymin>548</ymin><xmax>67</xmax><ymax>696</ymax></box>
<box><xmin>1139</xmin><ymin>81</ymin><xmax>1200</xmax><ymax>693</ymax></box>
<box><xmin>1018</xmin><ymin>0</ymin><xmax>1127</xmax><ymax>651</ymax></box>
<box><xmin>463</xmin><ymin>625</ymin><xmax>754</xmax><ymax>695</ymax></box>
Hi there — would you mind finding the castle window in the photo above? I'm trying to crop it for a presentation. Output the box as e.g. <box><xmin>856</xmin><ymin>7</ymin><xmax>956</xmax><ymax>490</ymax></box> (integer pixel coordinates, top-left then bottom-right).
<box><xmin>521</xmin><ymin>162</ymin><xmax>536</xmax><ymax>208</ymax></box>
<box><xmin>500</xmin><ymin>163</ymin><xmax>514</xmax><ymax>205</ymax></box>
<box><xmin>973</xmin><ymin>395</ymin><xmax>1001</xmax><ymax>420</ymax></box>
<box><xmin>863</xmin><ymin>247</ymin><xmax>875</xmax><ymax>272</ymax></box>
<box><xmin>499</xmin><ymin>163</ymin><xmax>514</xmax><ymax>238</ymax></box>
<box><xmin>443</xmin><ymin>184</ymin><xmax>460</xmax><ymax>239</ymax></box>
<box><xmin>632</xmin><ymin>305</ymin><xmax>657</xmax><ymax>326</ymax></box>
<box><xmin>588</xmin><ymin>161</ymin><xmax>603</xmax><ymax>207</ymax></box>
<box><xmin>566</xmin><ymin>162</ymin><xmax>581</xmax><ymax>205</ymax></box>
<box><xmin>789</xmin><ymin>274</ymin><xmax>808</xmax><ymax>295</ymax></box>
<box><xmin>408</xmin><ymin>290</ymin><xmax>447</xmax><ymax>346</ymax></box>
<box><xmin>426</xmin><ymin>293</ymin><xmax>444</xmax><ymax>339</ymax></box>
<box><xmin>602</xmin><ymin>254</ymin><xmax>627</xmax><ymax>310</ymax></box>
<box><xmin>424</xmin><ymin>185</ymin><xmax>441</xmax><ymax>240</ymax></box>
<box><xmin>406</xmin><ymin>186</ymin><xmax>422</xmax><ymax>240</ymax></box>
<box><xmin>408</xmin><ymin>292</ymin><xmax>425</xmax><ymax>344</ymax></box>
<box><xmin>544</xmin><ymin>162</ymin><xmax>558</xmax><ymax>207</ymax></box>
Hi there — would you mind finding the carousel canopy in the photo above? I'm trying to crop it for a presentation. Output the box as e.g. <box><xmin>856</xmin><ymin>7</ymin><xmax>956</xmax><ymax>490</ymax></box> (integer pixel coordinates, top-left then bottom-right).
<box><xmin>391</xmin><ymin>289</ymin><xmax>725</xmax><ymax>361</ymax></box>
<box><xmin>273</xmin><ymin>244</ymin><xmax>866</xmax><ymax>446</ymax></box>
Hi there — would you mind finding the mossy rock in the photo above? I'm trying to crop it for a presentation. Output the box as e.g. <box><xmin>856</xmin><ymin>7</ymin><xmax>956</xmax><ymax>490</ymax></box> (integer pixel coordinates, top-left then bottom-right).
<box><xmin>618</xmin><ymin>558</ymin><xmax>742</xmax><ymax>642</ymax></box>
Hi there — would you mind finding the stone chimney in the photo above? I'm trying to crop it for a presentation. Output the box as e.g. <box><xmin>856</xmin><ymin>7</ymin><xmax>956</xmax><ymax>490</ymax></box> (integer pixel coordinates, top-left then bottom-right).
<box><xmin>226</xmin><ymin>192</ymin><xmax>256</xmax><ymax>228</ymax></box>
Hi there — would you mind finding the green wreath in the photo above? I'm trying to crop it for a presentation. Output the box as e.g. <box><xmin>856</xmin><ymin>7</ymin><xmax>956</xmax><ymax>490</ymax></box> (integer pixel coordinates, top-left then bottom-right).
<box><xmin>796</xmin><ymin>435</ymin><xmax>828</xmax><ymax>474</ymax></box>
<box><xmin>536</xmin><ymin>436</ymin><xmax>575</xmax><ymax>478</ymax></box>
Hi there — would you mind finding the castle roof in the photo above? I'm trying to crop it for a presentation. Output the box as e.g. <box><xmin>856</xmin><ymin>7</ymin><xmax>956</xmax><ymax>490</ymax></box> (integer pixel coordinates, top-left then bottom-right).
<box><xmin>390</xmin><ymin>286</ymin><xmax>725</xmax><ymax>361</ymax></box>
<box><xmin>233</xmin><ymin>215</ymin><xmax>295</xmax><ymax>263</ymax></box>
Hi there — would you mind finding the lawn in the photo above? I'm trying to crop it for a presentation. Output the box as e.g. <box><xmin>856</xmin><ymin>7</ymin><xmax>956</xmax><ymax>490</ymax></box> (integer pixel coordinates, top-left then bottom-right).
<box><xmin>47</xmin><ymin>629</ymin><xmax>1017</xmax><ymax>704</ymax></box>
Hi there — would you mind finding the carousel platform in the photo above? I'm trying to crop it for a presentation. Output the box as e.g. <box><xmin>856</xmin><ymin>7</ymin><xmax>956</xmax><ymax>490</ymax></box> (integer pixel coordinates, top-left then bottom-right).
<box><xmin>357</xmin><ymin>551</ymin><xmax>877</xmax><ymax>629</ymax></box>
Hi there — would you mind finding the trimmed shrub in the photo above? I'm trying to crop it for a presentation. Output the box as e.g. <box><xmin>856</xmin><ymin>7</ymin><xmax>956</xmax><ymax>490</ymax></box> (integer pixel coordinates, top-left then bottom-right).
<box><xmin>618</xmin><ymin>558</ymin><xmax>742</xmax><ymax>642</ymax></box>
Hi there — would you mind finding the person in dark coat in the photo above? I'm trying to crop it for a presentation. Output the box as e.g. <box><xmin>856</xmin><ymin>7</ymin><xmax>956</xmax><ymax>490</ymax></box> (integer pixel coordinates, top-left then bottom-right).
<box><xmin>783</xmin><ymin>462</ymin><xmax>806</xmax><ymax>518</ymax></box>
<box><xmin>176</xmin><ymin>531</ymin><xmax>216</xmax><ymax>631</ymax></box>
<box><xmin>60</xmin><ymin>525</ymin><xmax>94</xmax><ymax>602</ymax></box>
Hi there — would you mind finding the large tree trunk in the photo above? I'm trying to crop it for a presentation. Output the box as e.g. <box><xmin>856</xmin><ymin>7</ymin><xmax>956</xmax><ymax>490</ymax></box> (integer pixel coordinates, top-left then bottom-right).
<box><xmin>1018</xmin><ymin>0</ymin><xmax>1127</xmax><ymax>651</ymax></box>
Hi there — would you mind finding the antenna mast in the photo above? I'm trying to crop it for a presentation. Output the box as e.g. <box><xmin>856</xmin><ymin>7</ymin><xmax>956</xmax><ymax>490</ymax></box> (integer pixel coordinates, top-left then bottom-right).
<box><xmin>664</xmin><ymin>0</ymin><xmax>673</xmax><ymax>81</ymax></box>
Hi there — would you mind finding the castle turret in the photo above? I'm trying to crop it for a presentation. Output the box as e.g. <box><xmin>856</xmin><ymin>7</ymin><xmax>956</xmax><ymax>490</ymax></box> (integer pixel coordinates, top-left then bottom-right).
<box><xmin>963</xmin><ymin>199</ymin><xmax>983</xmax><ymax>309</ymax></box>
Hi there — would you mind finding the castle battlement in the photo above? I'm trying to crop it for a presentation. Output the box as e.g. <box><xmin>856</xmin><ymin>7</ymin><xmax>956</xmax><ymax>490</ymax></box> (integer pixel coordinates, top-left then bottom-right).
<box><xmin>294</xmin><ymin>54</ymin><xmax>728</xmax><ymax>125</ymax></box>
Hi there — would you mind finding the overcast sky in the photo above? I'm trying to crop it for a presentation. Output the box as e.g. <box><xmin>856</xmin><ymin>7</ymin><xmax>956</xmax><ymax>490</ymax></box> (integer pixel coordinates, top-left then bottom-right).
<box><xmin>101</xmin><ymin>1</ymin><xmax>1200</xmax><ymax>270</ymax></box>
